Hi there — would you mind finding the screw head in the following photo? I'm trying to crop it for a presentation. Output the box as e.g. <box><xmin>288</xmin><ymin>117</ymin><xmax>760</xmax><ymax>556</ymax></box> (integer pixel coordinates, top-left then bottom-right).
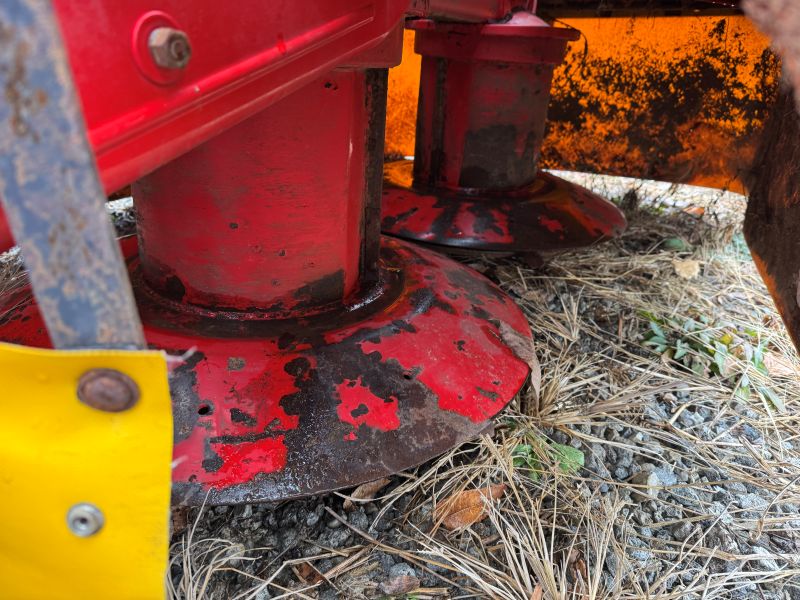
<box><xmin>77</xmin><ymin>368</ymin><xmax>140</xmax><ymax>412</ymax></box>
<box><xmin>67</xmin><ymin>503</ymin><xmax>104</xmax><ymax>537</ymax></box>
<box><xmin>148</xmin><ymin>27</ymin><xmax>191</xmax><ymax>69</ymax></box>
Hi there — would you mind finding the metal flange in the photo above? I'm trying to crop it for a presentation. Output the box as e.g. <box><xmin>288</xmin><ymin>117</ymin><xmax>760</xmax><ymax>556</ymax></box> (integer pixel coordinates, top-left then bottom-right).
<box><xmin>382</xmin><ymin>159</ymin><xmax>627</xmax><ymax>255</ymax></box>
<box><xmin>0</xmin><ymin>235</ymin><xmax>532</xmax><ymax>505</ymax></box>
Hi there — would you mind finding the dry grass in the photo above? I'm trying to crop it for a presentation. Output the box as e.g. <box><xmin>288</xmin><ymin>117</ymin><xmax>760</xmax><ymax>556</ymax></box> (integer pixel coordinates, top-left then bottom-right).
<box><xmin>161</xmin><ymin>177</ymin><xmax>800</xmax><ymax>598</ymax></box>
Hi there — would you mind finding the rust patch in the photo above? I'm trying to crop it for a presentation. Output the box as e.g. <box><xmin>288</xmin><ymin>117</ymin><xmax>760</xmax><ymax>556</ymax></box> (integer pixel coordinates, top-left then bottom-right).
<box><xmin>227</xmin><ymin>357</ymin><xmax>246</xmax><ymax>371</ymax></box>
<box><xmin>0</xmin><ymin>27</ymin><xmax>46</xmax><ymax>142</ymax></box>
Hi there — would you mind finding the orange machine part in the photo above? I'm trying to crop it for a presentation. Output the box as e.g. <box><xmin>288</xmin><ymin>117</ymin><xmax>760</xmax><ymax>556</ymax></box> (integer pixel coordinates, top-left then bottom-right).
<box><xmin>386</xmin><ymin>16</ymin><xmax>778</xmax><ymax>194</ymax></box>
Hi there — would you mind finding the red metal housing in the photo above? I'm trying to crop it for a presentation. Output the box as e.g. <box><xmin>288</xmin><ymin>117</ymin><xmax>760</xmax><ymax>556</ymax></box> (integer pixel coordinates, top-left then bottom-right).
<box><xmin>51</xmin><ymin>0</ymin><xmax>408</xmax><ymax>194</ymax></box>
<box><xmin>0</xmin><ymin>0</ymin><xmax>409</xmax><ymax>254</ymax></box>
<box><xmin>0</xmin><ymin>42</ymin><xmax>534</xmax><ymax>503</ymax></box>
<box><xmin>381</xmin><ymin>12</ymin><xmax>627</xmax><ymax>258</ymax></box>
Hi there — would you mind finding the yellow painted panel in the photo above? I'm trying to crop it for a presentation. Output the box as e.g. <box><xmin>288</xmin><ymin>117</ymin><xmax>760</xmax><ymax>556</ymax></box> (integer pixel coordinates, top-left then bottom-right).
<box><xmin>0</xmin><ymin>343</ymin><xmax>172</xmax><ymax>600</ymax></box>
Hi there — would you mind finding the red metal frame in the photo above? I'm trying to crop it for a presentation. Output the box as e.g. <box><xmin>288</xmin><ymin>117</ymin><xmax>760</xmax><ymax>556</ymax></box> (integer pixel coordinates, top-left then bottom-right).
<box><xmin>51</xmin><ymin>0</ymin><xmax>409</xmax><ymax>194</ymax></box>
<box><xmin>0</xmin><ymin>0</ymin><xmax>409</xmax><ymax>254</ymax></box>
<box><xmin>381</xmin><ymin>12</ymin><xmax>626</xmax><ymax>257</ymax></box>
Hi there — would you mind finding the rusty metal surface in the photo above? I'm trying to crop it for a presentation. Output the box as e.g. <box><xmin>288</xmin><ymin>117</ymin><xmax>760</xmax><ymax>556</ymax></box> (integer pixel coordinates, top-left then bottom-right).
<box><xmin>0</xmin><ymin>0</ymin><xmax>144</xmax><ymax>349</ymax></box>
<box><xmin>362</xmin><ymin>69</ymin><xmax>391</xmax><ymax>287</ymax></box>
<box><xmin>741</xmin><ymin>1</ymin><xmax>800</xmax><ymax>356</ymax></box>
<box><xmin>0</xmin><ymin>235</ymin><xmax>533</xmax><ymax>505</ymax></box>
<box><xmin>744</xmin><ymin>87</ymin><xmax>800</xmax><ymax>351</ymax></box>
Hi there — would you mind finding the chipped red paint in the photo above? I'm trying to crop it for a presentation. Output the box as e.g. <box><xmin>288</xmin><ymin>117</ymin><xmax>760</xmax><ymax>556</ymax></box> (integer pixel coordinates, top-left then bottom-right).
<box><xmin>540</xmin><ymin>216</ymin><xmax>565</xmax><ymax>233</ymax></box>
<box><xmin>0</xmin><ymin>235</ymin><xmax>531</xmax><ymax>504</ymax></box>
<box><xmin>381</xmin><ymin>12</ymin><xmax>626</xmax><ymax>256</ymax></box>
<box><xmin>169</xmin><ymin>338</ymin><xmax>304</xmax><ymax>489</ymax></box>
<box><xmin>336</xmin><ymin>377</ymin><xmax>400</xmax><ymax>433</ymax></box>
<box><xmin>361</xmin><ymin>317</ymin><xmax>521</xmax><ymax>423</ymax></box>
<box><xmin>204</xmin><ymin>437</ymin><xmax>289</xmax><ymax>488</ymax></box>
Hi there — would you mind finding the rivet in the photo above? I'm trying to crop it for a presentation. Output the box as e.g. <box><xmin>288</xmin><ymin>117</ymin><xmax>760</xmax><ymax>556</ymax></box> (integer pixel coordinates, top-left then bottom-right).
<box><xmin>77</xmin><ymin>368</ymin><xmax>139</xmax><ymax>412</ymax></box>
<box><xmin>67</xmin><ymin>503</ymin><xmax>104</xmax><ymax>537</ymax></box>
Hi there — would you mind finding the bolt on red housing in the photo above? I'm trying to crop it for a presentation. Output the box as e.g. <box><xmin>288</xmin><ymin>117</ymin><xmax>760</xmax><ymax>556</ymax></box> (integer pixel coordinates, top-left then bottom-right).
<box><xmin>382</xmin><ymin>11</ymin><xmax>627</xmax><ymax>259</ymax></box>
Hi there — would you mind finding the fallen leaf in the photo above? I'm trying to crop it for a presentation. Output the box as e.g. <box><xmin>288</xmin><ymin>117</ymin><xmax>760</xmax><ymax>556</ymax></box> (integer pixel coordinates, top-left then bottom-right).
<box><xmin>663</xmin><ymin>237</ymin><xmax>693</xmax><ymax>252</ymax></box>
<box><xmin>673</xmin><ymin>258</ymin><xmax>700</xmax><ymax>280</ymax></box>
<box><xmin>342</xmin><ymin>477</ymin><xmax>391</xmax><ymax>511</ymax></box>
<box><xmin>566</xmin><ymin>548</ymin><xmax>580</xmax><ymax>565</ymax></box>
<box><xmin>576</xmin><ymin>557</ymin><xmax>588</xmax><ymax>581</ymax></box>
<box><xmin>660</xmin><ymin>348</ymin><xmax>674</xmax><ymax>366</ymax></box>
<box><xmin>435</xmin><ymin>484</ymin><xmax>506</xmax><ymax>530</ymax></box>
<box><xmin>764</xmin><ymin>352</ymin><xmax>796</xmax><ymax>377</ymax></box>
<box><xmin>499</xmin><ymin>322</ymin><xmax>541</xmax><ymax>400</ymax></box>
<box><xmin>683</xmin><ymin>205</ymin><xmax>706</xmax><ymax>217</ymax></box>
<box><xmin>294</xmin><ymin>562</ymin><xmax>323</xmax><ymax>585</ymax></box>
<box><xmin>530</xmin><ymin>584</ymin><xmax>543</xmax><ymax>600</ymax></box>
<box><xmin>380</xmin><ymin>574</ymin><xmax>420</xmax><ymax>595</ymax></box>
<box><xmin>721</xmin><ymin>354</ymin><xmax>737</xmax><ymax>378</ymax></box>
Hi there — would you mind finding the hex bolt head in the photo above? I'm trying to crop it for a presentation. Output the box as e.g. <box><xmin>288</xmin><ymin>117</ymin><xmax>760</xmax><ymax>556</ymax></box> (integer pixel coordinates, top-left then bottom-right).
<box><xmin>67</xmin><ymin>503</ymin><xmax>105</xmax><ymax>537</ymax></box>
<box><xmin>77</xmin><ymin>368</ymin><xmax>140</xmax><ymax>412</ymax></box>
<box><xmin>148</xmin><ymin>27</ymin><xmax>192</xmax><ymax>70</ymax></box>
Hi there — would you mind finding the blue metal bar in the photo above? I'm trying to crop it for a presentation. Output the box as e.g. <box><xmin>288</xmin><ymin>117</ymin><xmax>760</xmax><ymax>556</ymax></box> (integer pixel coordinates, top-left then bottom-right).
<box><xmin>0</xmin><ymin>0</ymin><xmax>145</xmax><ymax>349</ymax></box>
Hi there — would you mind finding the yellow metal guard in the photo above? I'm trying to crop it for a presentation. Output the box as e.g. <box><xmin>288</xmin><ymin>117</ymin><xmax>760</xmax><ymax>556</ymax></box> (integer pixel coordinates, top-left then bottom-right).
<box><xmin>0</xmin><ymin>343</ymin><xmax>172</xmax><ymax>599</ymax></box>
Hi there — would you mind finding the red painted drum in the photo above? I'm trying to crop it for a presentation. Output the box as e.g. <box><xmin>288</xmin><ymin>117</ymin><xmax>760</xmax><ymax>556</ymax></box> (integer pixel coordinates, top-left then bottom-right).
<box><xmin>381</xmin><ymin>12</ymin><xmax>626</xmax><ymax>258</ymax></box>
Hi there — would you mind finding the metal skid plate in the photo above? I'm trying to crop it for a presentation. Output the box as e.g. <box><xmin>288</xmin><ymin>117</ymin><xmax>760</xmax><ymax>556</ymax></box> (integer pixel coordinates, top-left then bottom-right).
<box><xmin>0</xmin><ymin>235</ymin><xmax>532</xmax><ymax>505</ymax></box>
<box><xmin>381</xmin><ymin>159</ymin><xmax>627</xmax><ymax>254</ymax></box>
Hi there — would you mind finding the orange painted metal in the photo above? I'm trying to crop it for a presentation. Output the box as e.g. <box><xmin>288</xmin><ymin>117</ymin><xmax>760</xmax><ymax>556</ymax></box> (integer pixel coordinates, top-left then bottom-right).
<box><xmin>386</xmin><ymin>16</ymin><xmax>778</xmax><ymax>194</ymax></box>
